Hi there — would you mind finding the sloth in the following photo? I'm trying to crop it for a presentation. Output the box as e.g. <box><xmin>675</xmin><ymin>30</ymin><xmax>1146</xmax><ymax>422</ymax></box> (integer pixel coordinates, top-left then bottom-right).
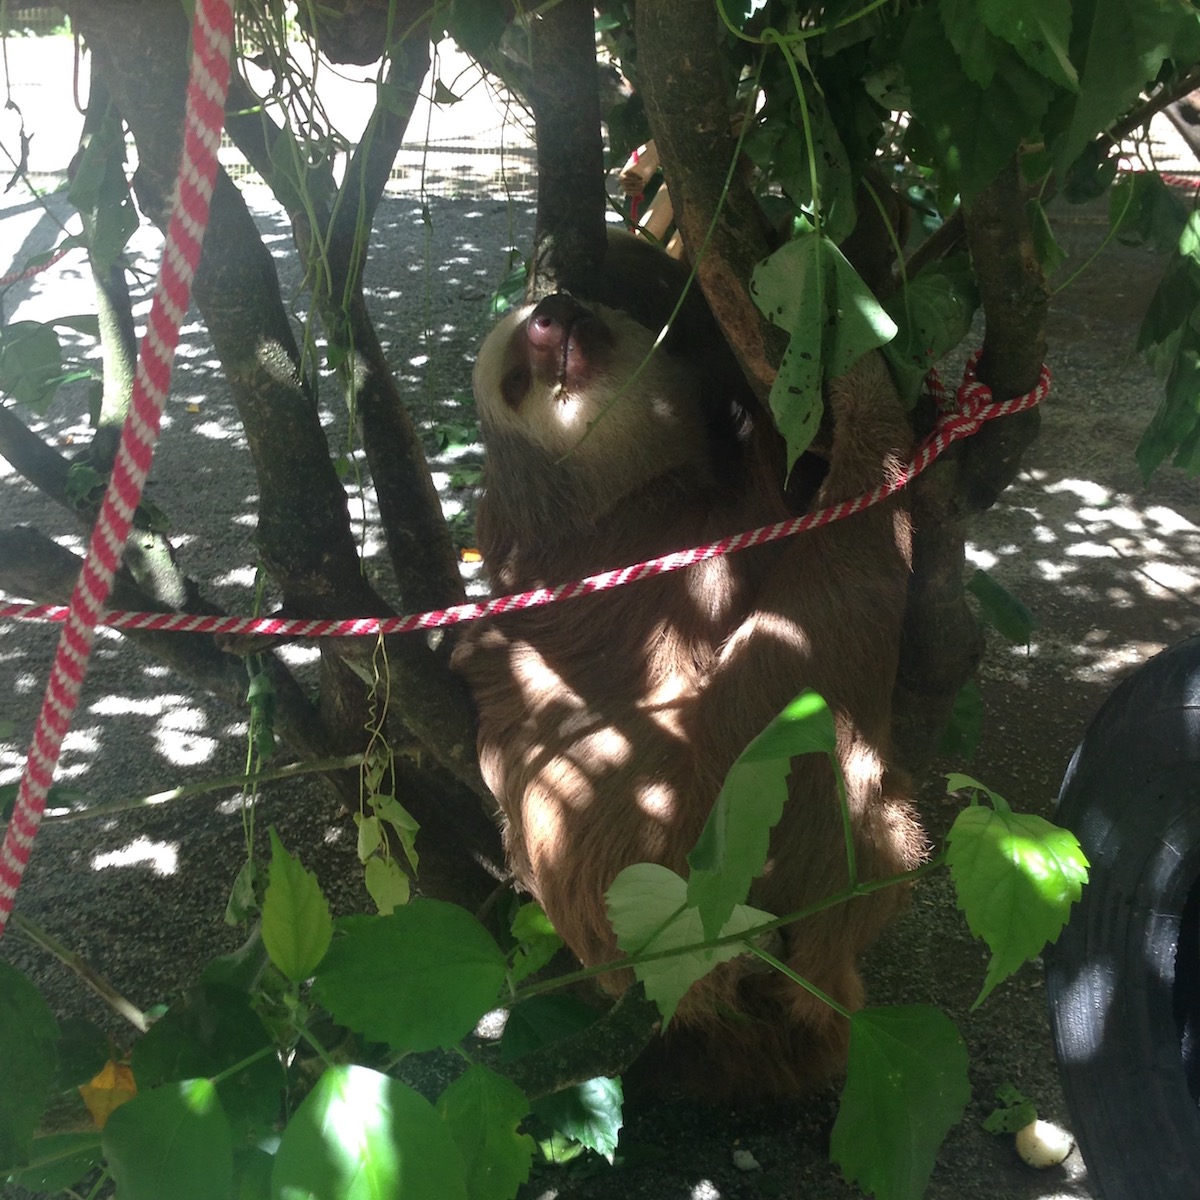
<box><xmin>452</xmin><ymin>232</ymin><xmax>925</xmax><ymax>1095</ymax></box>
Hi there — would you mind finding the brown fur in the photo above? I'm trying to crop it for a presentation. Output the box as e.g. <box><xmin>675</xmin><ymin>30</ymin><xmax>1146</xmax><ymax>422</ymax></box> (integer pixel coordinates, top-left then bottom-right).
<box><xmin>452</xmin><ymin>235</ymin><xmax>925</xmax><ymax>1095</ymax></box>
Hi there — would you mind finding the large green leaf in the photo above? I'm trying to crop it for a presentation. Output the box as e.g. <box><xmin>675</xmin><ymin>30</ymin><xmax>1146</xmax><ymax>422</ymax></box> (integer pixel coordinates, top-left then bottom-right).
<box><xmin>606</xmin><ymin>863</ymin><xmax>773</xmax><ymax>1023</ymax></box>
<box><xmin>103</xmin><ymin>1079</ymin><xmax>233</xmax><ymax>1200</ymax></box>
<box><xmin>5</xmin><ymin>1132</ymin><xmax>102</xmax><ymax>1194</ymax></box>
<box><xmin>946</xmin><ymin>780</ymin><xmax>1089</xmax><ymax>1007</ymax></box>
<box><xmin>882</xmin><ymin>257</ymin><xmax>979</xmax><ymax>404</ymax></box>
<box><xmin>130</xmin><ymin>984</ymin><xmax>282</xmax><ymax>1141</ymax></box>
<box><xmin>831</xmin><ymin>1006</ymin><xmax>970</xmax><ymax>1200</ymax></box>
<box><xmin>312</xmin><ymin>903</ymin><xmax>506</xmax><ymax>1052</ymax></box>
<box><xmin>436</xmin><ymin>1065</ymin><xmax>534</xmax><ymax>1200</ymax></box>
<box><xmin>0</xmin><ymin>961</ymin><xmax>59</xmax><ymax>1170</ymax></box>
<box><xmin>944</xmin><ymin>0</ymin><xmax>1078</xmax><ymax>91</ymax></box>
<box><xmin>902</xmin><ymin>6</ymin><xmax>1054</xmax><ymax>202</ymax></box>
<box><xmin>261</xmin><ymin>828</ymin><xmax>333</xmax><ymax>982</ymax></box>
<box><xmin>1058</xmin><ymin>0</ymin><xmax>1197</xmax><ymax>172</ymax></box>
<box><xmin>751</xmin><ymin>233</ymin><xmax>896</xmax><ymax>469</ymax></box>
<box><xmin>687</xmin><ymin>691</ymin><xmax>835</xmax><ymax>938</ymax></box>
<box><xmin>966</xmin><ymin>569</ymin><xmax>1036</xmax><ymax>645</ymax></box>
<box><xmin>271</xmin><ymin>1065</ymin><xmax>467</xmax><ymax>1200</ymax></box>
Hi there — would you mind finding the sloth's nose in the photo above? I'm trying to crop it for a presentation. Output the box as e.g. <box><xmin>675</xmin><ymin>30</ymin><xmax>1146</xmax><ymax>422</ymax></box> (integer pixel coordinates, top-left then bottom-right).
<box><xmin>528</xmin><ymin>293</ymin><xmax>588</xmax><ymax>350</ymax></box>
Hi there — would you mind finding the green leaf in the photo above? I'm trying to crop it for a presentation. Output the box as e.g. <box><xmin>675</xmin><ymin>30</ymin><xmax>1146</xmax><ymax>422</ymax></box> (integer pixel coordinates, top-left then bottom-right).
<box><xmin>688</xmin><ymin>691</ymin><xmax>834</xmax><ymax>938</ymax></box>
<box><xmin>0</xmin><ymin>961</ymin><xmax>59</xmax><ymax>1169</ymax></box>
<box><xmin>312</xmin><ymin>903</ymin><xmax>506</xmax><ymax>1052</ymax></box>
<box><xmin>531</xmin><ymin>1076</ymin><xmax>624</xmax><ymax>1164</ymax></box>
<box><xmin>261</xmin><ymin>828</ymin><xmax>333</xmax><ymax>981</ymax></box>
<box><xmin>371</xmin><ymin>793</ymin><xmax>421</xmax><ymax>872</ymax></box>
<box><xmin>233</xmin><ymin>1145</ymin><xmax>274</xmax><ymax>1200</ymax></box>
<box><xmin>363</xmin><ymin>855</ymin><xmax>411</xmax><ymax>914</ymax></box>
<box><xmin>0</xmin><ymin>320</ymin><xmax>64</xmax><ymax>410</ymax></box>
<box><xmin>978</xmin><ymin>0</ymin><xmax>1078</xmax><ymax>91</ymax></box>
<box><xmin>751</xmin><ymin>233</ymin><xmax>897</xmax><ymax>469</ymax></box>
<box><xmin>882</xmin><ymin>256</ymin><xmax>980</xmax><ymax>403</ymax></box>
<box><xmin>224</xmin><ymin>858</ymin><xmax>260</xmax><ymax>925</ymax></box>
<box><xmin>831</xmin><ymin>1006</ymin><xmax>971</xmax><ymax>1200</ymax></box>
<box><xmin>947</xmin><ymin>803</ymin><xmax>1089</xmax><ymax>1007</ymax></box>
<box><xmin>966</xmin><ymin>569</ymin><xmax>1036</xmax><ymax>644</ymax></box>
<box><xmin>5</xmin><ymin>1132</ymin><xmax>102</xmax><ymax>1193</ymax></box>
<box><xmin>500</xmin><ymin>995</ymin><xmax>599</xmax><ymax>1063</ymax></box>
<box><xmin>606</xmin><ymin>863</ymin><xmax>774</xmax><ymax>1023</ymax></box>
<box><xmin>68</xmin><ymin>109</ymin><xmax>138</xmax><ymax>271</ymax></box>
<box><xmin>1027</xmin><ymin>197</ymin><xmax>1067</xmax><ymax>277</ymax></box>
<box><xmin>52</xmin><ymin>1016</ymin><xmax>110</xmax><ymax>1090</ymax></box>
<box><xmin>508</xmin><ymin>902</ymin><xmax>563</xmax><ymax>985</ymax></box>
<box><xmin>937</xmin><ymin>679</ymin><xmax>984</xmax><ymax>760</ymax></box>
<box><xmin>1134</xmin><ymin>215</ymin><xmax>1200</xmax><ymax>479</ymax></box>
<box><xmin>271</xmin><ymin>1065</ymin><xmax>467</xmax><ymax>1200</ymax></box>
<box><xmin>1109</xmin><ymin>172</ymin><xmax>1189</xmax><ymax>253</ymax></box>
<box><xmin>130</xmin><ymin>984</ymin><xmax>282</xmax><ymax>1141</ymax></box>
<box><xmin>982</xmin><ymin>1083</ymin><xmax>1038</xmax><ymax>1134</ymax></box>
<box><xmin>1058</xmin><ymin>0</ymin><xmax>1195</xmax><ymax>172</ymax></box>
<box><xmin>103</xmin><ymin>1079</ymin><xmax>233</xmax><ymax>1200</ymax></box>
<box><xmin>902</xmin><ymin>7</ymin><xmax>1053</xmax><ymax>202</ymax></box>
<box><xmin>436</xmin><ymin>1065</ymin><xmax>534</xmax><ymax>1200</ymax></box>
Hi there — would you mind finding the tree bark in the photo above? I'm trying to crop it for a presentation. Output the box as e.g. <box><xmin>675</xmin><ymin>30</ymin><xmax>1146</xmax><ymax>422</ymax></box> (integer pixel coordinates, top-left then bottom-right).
<box><xmin>523</xmin><ymin>0</ymin><xmax>609</xmax><ymax>297</ymax></box>
<box><xmin>635</xmin><ymin>0</ymin><xmax>785</xmax><ymax>413</ymax></box>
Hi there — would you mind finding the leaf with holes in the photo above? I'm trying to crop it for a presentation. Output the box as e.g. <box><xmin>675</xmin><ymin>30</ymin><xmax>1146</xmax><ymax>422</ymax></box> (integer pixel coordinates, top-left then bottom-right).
<box><xmin>751</xmin><ymin>233</ymin><xmax>896</xmax><ymax>470</ymax></box>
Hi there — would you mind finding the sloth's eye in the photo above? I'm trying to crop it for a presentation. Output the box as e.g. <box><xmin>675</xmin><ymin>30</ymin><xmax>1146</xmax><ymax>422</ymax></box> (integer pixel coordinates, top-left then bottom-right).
<box><xmin>501</xmin><ymin>365</ymin><xmax>531</xmax><ymax>409</ymax></box>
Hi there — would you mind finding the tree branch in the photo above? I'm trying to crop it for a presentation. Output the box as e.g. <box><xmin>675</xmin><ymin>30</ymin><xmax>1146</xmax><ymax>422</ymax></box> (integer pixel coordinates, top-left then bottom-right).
<box><xmin>522</xmin><ymin>0</ymin><xmax>609</xmax><ymax>296</ymax></box>
<box><xmin>635</xmin><ymin>0</ymin><xmax>785</xmax><ymax>410</ymax></box>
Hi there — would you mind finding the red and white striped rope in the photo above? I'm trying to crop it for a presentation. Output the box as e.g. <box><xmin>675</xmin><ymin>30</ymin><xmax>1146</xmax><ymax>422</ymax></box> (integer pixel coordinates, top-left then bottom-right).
<box><xmin>0</xmin><ymin>354</ymin><xmax>1050</xmax><ymax>644</ymax></box>
<box><xmin>0</xmin><ymin>0</ymin><xmax>234</xmax><ymax>934</ymax></box>
<box><xmin>0</xmin><ymin>245</ymin><xmax>74</xmax><ymax>289</ymax></box>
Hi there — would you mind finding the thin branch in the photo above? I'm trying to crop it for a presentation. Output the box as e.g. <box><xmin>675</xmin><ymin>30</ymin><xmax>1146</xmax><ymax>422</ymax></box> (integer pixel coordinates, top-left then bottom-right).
<box><xmin>11</xmin><ymin>914</ymin><xmax>149</xmax><ymax>1033</ymax></box>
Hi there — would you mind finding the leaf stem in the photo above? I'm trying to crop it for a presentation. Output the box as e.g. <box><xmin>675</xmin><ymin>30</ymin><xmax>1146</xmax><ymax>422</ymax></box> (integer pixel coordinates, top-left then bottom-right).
<box><xmin>41</xmin><ymin>754</ymin><xmax>365</xmax><ymax>824</ymax></box>
<box><xmin>10</xmin><ymin>913</ymin><xmax>148</xmax><ymax>1032</ymax></box>
<box><xmin>747</xmin><ymin>944</ymin><xmax>851</xmax><ymax>1018</ymax></box>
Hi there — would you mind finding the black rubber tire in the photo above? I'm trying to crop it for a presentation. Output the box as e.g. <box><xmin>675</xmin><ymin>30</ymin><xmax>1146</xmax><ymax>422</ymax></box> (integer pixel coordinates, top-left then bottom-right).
<box><xmin>1045</xmin><ymin>634</ymin><xmax>1200</xmax><ymax>1198</ymax></box>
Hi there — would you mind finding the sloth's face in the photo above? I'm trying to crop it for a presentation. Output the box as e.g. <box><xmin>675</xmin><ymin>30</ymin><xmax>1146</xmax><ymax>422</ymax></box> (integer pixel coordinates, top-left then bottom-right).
<box><xmin>473</xmin><ymin>293</ymin><xmax>706</xmax><ymax>469</ymax></box>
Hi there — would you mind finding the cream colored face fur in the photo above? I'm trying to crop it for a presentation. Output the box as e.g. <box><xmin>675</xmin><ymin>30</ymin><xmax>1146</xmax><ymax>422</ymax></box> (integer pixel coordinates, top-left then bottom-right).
<box><xmin>472</xmin><ymin>298</ymin><xmax>711</xmax><ymax>483</ymax></box>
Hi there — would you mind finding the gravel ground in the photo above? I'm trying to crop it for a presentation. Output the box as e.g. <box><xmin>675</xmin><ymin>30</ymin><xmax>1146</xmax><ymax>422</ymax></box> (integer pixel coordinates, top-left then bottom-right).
<box><xmin>4</xmin><ymin>33</ymin><xmax>1200</xmax><ymax>1200</ymax></box>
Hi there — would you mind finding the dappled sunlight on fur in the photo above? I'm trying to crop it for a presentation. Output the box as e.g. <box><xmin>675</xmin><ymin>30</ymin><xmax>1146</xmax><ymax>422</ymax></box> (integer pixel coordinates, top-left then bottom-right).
<box><xmin>453</xmin><ymin>233</ymin><xmax>925</xmax><ymax>1095</ymax></box>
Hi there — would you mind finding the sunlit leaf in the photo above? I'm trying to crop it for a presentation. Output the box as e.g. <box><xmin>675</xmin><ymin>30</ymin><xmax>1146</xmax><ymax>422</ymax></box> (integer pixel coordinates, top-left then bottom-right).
<box><xmin>103</xmin><ymin>1079</ymin><xmax>233</xmax><ymax>1200</ymax></box>
<box><xmin>261</xmin><ymin>829</ymin><xmax>333</xmax><ymax>981</ymax></box>
<box><xmin>947</xmin><ymin>799</ymin><xmax>1089</xmax><ymax>1007</ymax></box>
<box><xmin>531</xmin><ymin>1076</ymin><xmax>624</xmax><ymax>1164</ymax></box>
<box><xmin>272</xmin><ymin>1065</ymin><xmax>467</xmax><ymax>1200</ymax></box>
<box><xmin>751</xmin><ymin>233</ymin><xmax>896</xmax><ymax>469</ymax></box>
<box><xmin>688</xmin><ymin>691</ymin><xmax>835</xmax><ymax>938</ymax></box>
